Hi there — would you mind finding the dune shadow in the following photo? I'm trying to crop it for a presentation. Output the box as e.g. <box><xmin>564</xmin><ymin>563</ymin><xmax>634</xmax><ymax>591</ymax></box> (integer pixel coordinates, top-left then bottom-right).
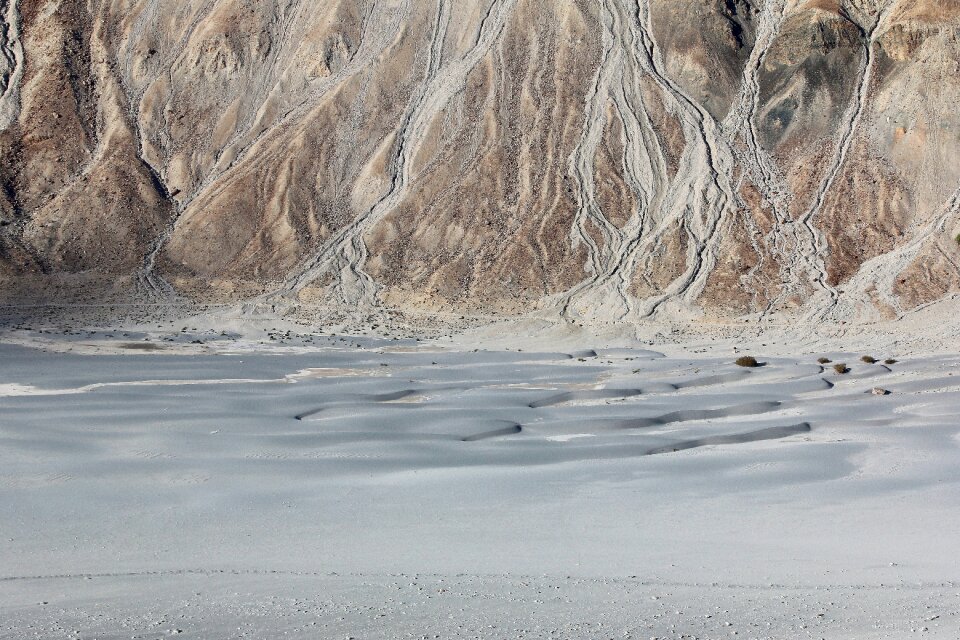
<box><xmin>646</xmin><ymin>423</ymin><xmax>811</xmax><ymax>456</ymax></box>
<box><xmin>617</xmin><ymin>401</ymin><xmax>783</xmax><ymax>429</ymax></box>
<box><xmin>529</xmin><ymin>388</ymin><xmax>643</xmax><ymax>408</ymax></box>
<box><xmin>675</xmin><ymin>370</ymin><xmax>752</xmax><ymax>389</ymax></box>
<box><xmin>462</xmin><ymin>423</ymin><xmax>523</xmax><ymax>442</ymax></box>
<box><xmin>295</xmin><ymin>389</ymin><xmax>431</xmax><ymax>420</ymax></box>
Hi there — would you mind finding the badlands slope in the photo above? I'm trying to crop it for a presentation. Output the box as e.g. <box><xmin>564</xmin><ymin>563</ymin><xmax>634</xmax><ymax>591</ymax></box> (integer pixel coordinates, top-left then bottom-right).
<box><xmin>0</xmin><ymin>0</ymin><xmax>958</xmax><ymax>325</ymax></box>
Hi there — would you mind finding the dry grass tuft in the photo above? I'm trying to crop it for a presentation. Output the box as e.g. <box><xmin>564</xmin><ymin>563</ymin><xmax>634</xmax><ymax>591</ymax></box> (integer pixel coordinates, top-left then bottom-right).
<box><xmin>817</xmin><ymin>357</ymin><xmax>831</xmax><ymax>364</ymax></box>
<box><xmin>861</xmin><ymin>355</ymin><xmax>877</xmax><ymax>364</ymax></box>
<box><xmin>833</xmin><ymin>363</ymin><xmax>850</xmax><ymax>374</ymax></box>
<box><xmin>735</xmin><ymin>356</ymin><xmax>760</xmax><ymax>368</ymax></box>
<box><xmin>884</xmin><ymin>358</ymin><xmax>897</xmax><ymax>365</ymax></box>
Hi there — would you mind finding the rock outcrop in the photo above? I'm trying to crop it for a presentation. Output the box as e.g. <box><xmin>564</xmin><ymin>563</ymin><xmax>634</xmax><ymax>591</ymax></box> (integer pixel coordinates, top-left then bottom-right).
<box><xmin>0</xmin><ymin>0</ymin><xmax>958</xmax><ymax>322</ymax></box>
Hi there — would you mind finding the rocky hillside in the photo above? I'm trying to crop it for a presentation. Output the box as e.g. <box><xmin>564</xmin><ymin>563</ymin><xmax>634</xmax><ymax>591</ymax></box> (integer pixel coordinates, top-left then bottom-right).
<box><xmin>1</xmin><ymin>0</ymin><xmax>958</xmax><ymax>323</ymax></box>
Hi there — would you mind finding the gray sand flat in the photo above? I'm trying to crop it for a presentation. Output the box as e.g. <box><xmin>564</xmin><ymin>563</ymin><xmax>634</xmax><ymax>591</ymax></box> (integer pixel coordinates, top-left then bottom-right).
<box><xmin>2</xmin><ymin>341</ymin><xmax>960</xmax><ymax>638</ymax></box>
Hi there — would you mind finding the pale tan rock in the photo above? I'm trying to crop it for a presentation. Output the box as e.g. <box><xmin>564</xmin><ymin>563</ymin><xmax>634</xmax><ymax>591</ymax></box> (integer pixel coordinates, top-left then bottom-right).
<box><xmin>0</xmin><ymin>0</ymin><xmax>957</xmax><ymax>323</ymax></box>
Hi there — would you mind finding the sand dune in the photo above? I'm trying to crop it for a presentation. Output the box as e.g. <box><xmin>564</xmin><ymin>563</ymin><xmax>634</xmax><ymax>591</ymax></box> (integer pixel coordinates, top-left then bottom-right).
<box><xmin>3</xmin><ymin>334</ymin><xmax>960</xmax><ymax>638</ymax></box>
<box><xmin>646</xmin><ymin>422</ymin><xmax>812</xmax><ymax>455</ymax></box>
<box><xmin>528</xmin><ymin>388</ymin><xmax>645</xmax><ymax>408</ymax></box>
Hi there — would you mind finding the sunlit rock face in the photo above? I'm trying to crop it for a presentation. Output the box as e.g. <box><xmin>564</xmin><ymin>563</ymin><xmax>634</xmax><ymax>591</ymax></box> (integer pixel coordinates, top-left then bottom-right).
<box><xmin>0</xmin><ymin>0</ymin><xmax>957</xmax><ymax>320</ymax></box>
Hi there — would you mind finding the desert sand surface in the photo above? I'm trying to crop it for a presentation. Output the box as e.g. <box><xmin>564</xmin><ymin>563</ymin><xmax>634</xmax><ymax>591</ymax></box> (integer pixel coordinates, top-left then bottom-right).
<box><xmin>3</xmin><ymin>0</ymin><xmax>960</xmax><ymax>636</ymax></box>
<box><xmin>2</xmin><ymin>316</ymin><xmax>960</xmax><ymax>639</ymax></box>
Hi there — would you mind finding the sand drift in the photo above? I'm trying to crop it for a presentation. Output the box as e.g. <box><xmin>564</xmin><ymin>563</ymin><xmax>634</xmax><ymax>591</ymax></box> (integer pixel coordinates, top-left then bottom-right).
<box><xmin>3</xmin><ymin>338</ymin><xmax>960</xmax><ymax>638</ymax></box>
<box><xmin>1</xmin><ymin>343</ymin><xmax>816</xmax><ymax>470</ymax></box>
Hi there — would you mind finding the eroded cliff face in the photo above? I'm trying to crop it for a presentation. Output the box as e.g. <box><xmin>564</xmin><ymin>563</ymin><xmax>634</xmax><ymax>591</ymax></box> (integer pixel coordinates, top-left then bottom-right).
<box><xmin>0</xmin><ymin>0</ymin><xmax>958</xmax><ymax>322</ymax></box>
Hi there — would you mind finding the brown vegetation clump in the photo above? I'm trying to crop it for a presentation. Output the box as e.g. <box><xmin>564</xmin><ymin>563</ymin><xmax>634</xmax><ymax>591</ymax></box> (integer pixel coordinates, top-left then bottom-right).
<box><xmin>884</xmin><ymin>358</ymin><xmax>898</xmax><ymax>365</ymax></box>
<box><xmin>861</xmin><ymin>355</ymin><xmax>878</xmax><ymax>364</ymax></box>
<box><xmin>817</xmin><ymin>357</ymin><xmax>832</xmax><ymax>364</ymax></box>
<box><xmin>735</xmin><ymin>356</ymin><xmax>760</xmax><ymax>368</ymax></box>
<box><xmin>833</xmin><ymin>363</ymin><xmax>850</xmax><ymax>374</ymax></box>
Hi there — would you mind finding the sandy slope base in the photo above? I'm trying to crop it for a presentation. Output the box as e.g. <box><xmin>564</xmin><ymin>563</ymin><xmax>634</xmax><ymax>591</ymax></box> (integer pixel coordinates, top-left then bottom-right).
<box><xmin>2</xmin><ymin>331</ymin><xmax>960</xmax><ymax>638</ymax></box>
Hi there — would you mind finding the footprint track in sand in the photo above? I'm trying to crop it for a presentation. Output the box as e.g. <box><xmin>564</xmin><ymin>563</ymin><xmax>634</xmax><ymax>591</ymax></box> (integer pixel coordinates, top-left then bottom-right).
<box><xmin>134</xmin><ymin>450</ymin><xmax>174</xmax><ymax>460</ymax></box>
<box><xmin>0</xmin><ymin>472</ymin><xmax>74</xmax><ymax>489</ymax></box>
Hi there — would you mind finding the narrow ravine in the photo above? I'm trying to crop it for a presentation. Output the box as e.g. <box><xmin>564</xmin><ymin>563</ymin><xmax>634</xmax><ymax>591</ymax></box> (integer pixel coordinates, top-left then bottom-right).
<box><xmin>581</xmin><ymin>0</ymin><xmax>736</xmax><ymax>320</ymax></box>
<box><xmin>130</xmin><ymin>0</ymin><xmax>399</xmax><ymax>301</ymax></box>
<box><xmin>830</xmin><ymin>182</ymin><xmax>960</xmax><ymax>322</ymax></box>
<box><xmin>720</xmin><ymin>0</ymin><xmax>792</xmax><ymax>315</ymax></box>
<box><xmin>0</xmin><ymin>0</ymin><xmax>23</xmax><ymax>132</ymax></box>
<box><xmin>265</xmin><ymin>0</ymin><xmax>518</xmax><ymax>311</ymax></box>
<box><xmin>789</xmin><ymin>5</ymin><xmax>895</xmax><ymax>320</ymax></box>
